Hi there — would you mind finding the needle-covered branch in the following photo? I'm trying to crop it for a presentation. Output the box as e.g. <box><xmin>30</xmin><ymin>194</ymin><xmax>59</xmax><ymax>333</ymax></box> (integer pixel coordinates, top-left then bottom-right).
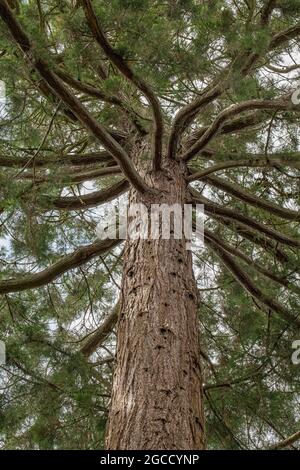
<box><xmin>0</xmin><ymin>151</ymin><xmax>114</xmax><ymax>168</ymax></box>
<box><xmin>187</xmin><ymin>152</ymin><xmax>300</xmax><ymax>171</ymax></box>
<box><xmin>37</xmin><ymin>179</ymin><xmax>128</xmax><ymax>211</ymax></box>
<box><xmin>0</xmin><ymin>238</ymin><xmax>121</xmax><ymax>295</ymax></box>
<box><xmin>181</xmin><ymin>97</ymin><xmax>300</xmax><ymax>161</ymax></box>
<box><xmin>187</xmin><ymin>156</ymin><xmax>300</xmax><ymax>180</ymax></box>
<box><xmin>0</xmin><ymin>0</ymin><xmax>151</xmax><ymax>193</ymax></box>
<box><xmin>81</xmin><ymin>0</ymin><xmax>164</xmax><ymax>170</ymax></box>
<box><xmin>206</xmin><ymin>236</ymin><xmax>300</xmax><ymax>328</ymax></box>
<box><xmin>201</xmin><ymin>174</ymin><xmax>300</xmax><ymax>221</ymax></box>
<box><xmin>168</xmin><ymin>18</ymin><xmax>300</xmax><ymax>160</ymax></box>
<box><xmin>20</xmin><ymin>165</ymin><xmax>122</xmax><ymax>185</ymax></box>
<box><xmin>191</xmin><ymin>189</ymin><xmax>300</xmax><ymax>248</ymax></box>
<box><xmin>204</xmin><ymin>228</ymin><xmax>300</xmax><ymax>296</ymax></box>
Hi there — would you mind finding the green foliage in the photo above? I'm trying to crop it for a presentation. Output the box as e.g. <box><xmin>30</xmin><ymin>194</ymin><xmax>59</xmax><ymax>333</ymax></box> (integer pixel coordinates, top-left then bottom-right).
<box><xmin>0</xmin><ymin>0</ymin><xmax>299</xmax><ymax>451</ymax></box>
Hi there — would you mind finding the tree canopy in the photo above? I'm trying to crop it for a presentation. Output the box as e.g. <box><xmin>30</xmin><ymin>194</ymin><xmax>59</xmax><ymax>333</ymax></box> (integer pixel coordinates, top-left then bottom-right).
<box><xmin>0</xmin><ymin>0</ymin><xmax>300</xmax><ymax>449</ymax></box>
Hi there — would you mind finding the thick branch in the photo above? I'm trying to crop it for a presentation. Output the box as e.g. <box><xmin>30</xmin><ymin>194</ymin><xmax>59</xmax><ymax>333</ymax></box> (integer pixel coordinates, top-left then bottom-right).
<box><xmin>55</xmin><ymin>68</ymin><xmax>146</xmax><ymax>134</ymax></box>
<box><xmin>0</xmin><ymin>151</ymin><xmax>114</xmax><ymax>168</ymax></box>
<box><xmin>269</xmin><ymin>23</ymin><xmax>300</xmax><ymax>50</ymax></box>
<box><xmin>182</xmin><ymin>97</ymin><xmax>299</xmax><ymax>161</ymax></box>
<box><xmin>191</xmin><ymin>190</ymin><xmax>300</xmax><ymax>248</ymax></box>
<box><xmin>81</xmin><ymin>0</ymin><xmax>163</xmax><ymax>170</ymax></box>
<box><xmin>0</xmin><ymin>0</ymin><xmax>150</xmax><ymax>193</ymax></box>
<box><xmin>206</xmin><ymin>237</ymin><xmax>300</xmax><ymax>328</ymax></box>
<box><xmin>202</xmin><ymin>174</ymin><xmax>300</xmax><ymax>221</ymax></box>
<box><xmin>204</xmin><ymin>228</ymin><xmax>300</xmax><ymax>295</ymax></box>
<box><xmin>37</xmin><ymin>179</ymin><xmax>128</xmax><ymax>211</ymax></box>
<box><xmin>0</xmin><ymin>238</ymin><xmax>121</xmax><ymax>294</ymax></box>
<box><xmin>81</xmin><ymin>301</ymin><xmax>120</xmax><ymax>357</ymax></box>
<box><xmin>217</xmin><ymin>217</ymin><xmax>289</xmax><ymax>264</ymax></box>
<box><xmin>261</xmin><ymin>0</ymin><xmax>277</xmax><ymax>25</ymax></box>
<box><xmin>187</xmin><ymin>111</ymin><xmax>266</xmax><ymax>148</ymax></box>
<box><xmin>187</xmin><ymin>154</ymin><xmax>300</xmax><ymax>180</ymax></box>
<box><xmin>268</xmin><ymin>430</ymin><xmax>300</xmax><ymax>450</ymax></box>
<box><xmin>20</xmin><ymin>165</ymin><xmax>122</xmax><ymax>186</ymax></box>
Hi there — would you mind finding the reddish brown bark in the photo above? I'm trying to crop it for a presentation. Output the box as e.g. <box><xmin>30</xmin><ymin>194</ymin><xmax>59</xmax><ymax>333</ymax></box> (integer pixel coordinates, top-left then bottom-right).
<box><xmin>105</xmin><ymin>157</ymin><xmax>206</xmax><ymax>450</ymax></box>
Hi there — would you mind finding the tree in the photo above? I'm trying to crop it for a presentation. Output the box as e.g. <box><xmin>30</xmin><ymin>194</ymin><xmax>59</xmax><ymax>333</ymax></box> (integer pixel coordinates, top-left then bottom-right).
<box><xmin>0</xmin><ymin>0</ymin><xmax>300</xmax><ymax>450</ymax></box>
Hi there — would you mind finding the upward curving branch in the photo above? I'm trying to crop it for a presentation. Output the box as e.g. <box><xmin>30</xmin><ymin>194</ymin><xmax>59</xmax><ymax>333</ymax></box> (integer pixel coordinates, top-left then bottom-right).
<box><xmin>0</xmin><ymin>0</ymin><xmax>151</xmax><ymax>193</ymax></box>
<box><xmin>182</xmin><ymin>97</ymin><xmax>300</xmax><ymax>161</ymax></box>
<box><xmin>168</xmin><ymin>19</ymin><xmax>300</xmax><ymax>160</ymax></box>
<box><xmin>81</xmin><ymin>0</ymin><xmax>164</xmax><ymax>171</ymax></box>
<box><xmin>261</xmin><ymin>0</ymin><xmax>277</xmax><ymax>25</ymax></box>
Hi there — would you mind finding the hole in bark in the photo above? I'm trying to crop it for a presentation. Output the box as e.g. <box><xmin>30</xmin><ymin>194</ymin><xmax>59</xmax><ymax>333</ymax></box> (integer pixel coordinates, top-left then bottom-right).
<box><xmin>178</xmin><ymin>258</ymin><xmax>183</xmax><ymax>263</ymax></box>
<box><xmin>164</xmin><ymin>303</ymin><xmax>169</xmax><ymax>307</ymax></box>
<box><xmin>129</xmin><ymin>287</ymin><xmax>137</xmax><ymax>296</ymax></box>
<box><xmin>155</xmin><ymin>345</ymin><xmax>163</xmax><ymax>350</ymax></box>
<box><xmin>188</xmin><ymin>293</ymin><xmax>194</xmax><ymax>300</ymax></box>
<box><xmin>127</xmin><ymin>269</ymin><xmax>134</xmax><ymax>277</ymax></box>
<box><xmin>170</xmin><ymin>272</ymin><xmax>177</xmax><ymax>277</ymax></box>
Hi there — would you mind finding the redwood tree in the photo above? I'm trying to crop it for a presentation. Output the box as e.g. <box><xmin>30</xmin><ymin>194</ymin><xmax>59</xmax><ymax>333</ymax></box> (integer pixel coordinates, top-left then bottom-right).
<box><xmin>0</xmin><ymin>0</ymin><xmax>300</xmax><ymax>450</ymax></box>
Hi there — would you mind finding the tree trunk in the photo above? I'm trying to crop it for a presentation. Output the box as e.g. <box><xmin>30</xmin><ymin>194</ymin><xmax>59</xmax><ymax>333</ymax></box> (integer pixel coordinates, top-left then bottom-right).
<box><xmin>105</xmin><ymin>156</ymin><xmax>206</xmax><ymax>450</ymax></box>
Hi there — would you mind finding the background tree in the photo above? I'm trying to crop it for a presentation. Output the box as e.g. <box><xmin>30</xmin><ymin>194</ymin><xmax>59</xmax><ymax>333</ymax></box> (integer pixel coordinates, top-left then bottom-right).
<box><xmin>0</xmin><ymin>0</ymin><xmax>300</xmax><ymax>450</ymax></box>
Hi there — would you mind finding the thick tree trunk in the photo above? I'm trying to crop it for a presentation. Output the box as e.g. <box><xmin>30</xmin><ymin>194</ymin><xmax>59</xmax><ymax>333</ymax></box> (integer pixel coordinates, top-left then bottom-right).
<box><xmin>105</xmin><ymin>157</ymin><xmax>205</xmax><ymax>450</ymax></box>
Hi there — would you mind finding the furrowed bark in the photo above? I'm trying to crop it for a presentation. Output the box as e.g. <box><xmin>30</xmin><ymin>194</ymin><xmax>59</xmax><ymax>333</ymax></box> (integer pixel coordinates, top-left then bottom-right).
<box><xmin>106</xmin><ymin>157</ymin><xmax>205</xmax><ymax>450</ymax></box>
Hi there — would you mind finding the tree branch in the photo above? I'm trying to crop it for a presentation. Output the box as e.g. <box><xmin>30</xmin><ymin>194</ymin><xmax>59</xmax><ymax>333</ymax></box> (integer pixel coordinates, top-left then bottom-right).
<box><xmin>81</xmin><ymin>300</ymin><xmax>120</xmax><ymax>357</ymax></box>
<box><xmin>182</xmin><ymin>97</ymin><xmax>299</xmax><ymax>161</ymax></box>
<box><xmin>0</xmin><ymin>151</ymin><xmax>114</xmax><ymax>168</ymax></box>
<box><xmin>205</xmin><ymin>236</ymin><xmax>300</xmax><ymax>328</ymax></box>
<box><xmin>201</xmin><ymin>174</ymin><xmax>300</xmax><ymax>221</ymax></box>
<box><xmin>0</xmin><ymin>238</ymin><xmax>121</xmax><ymax>294</ymax></box>
<box><xmin>39</xmin><ymin>179</ymin><xmax>129</xmax><ymax>210</ymax></box>
<box><xmin>204</xmin><ymin>228</ymin><xmax>300</xmax><ymax>295</ymax></box>
<box><xmin>0</xmin><ymin>0</ymin><xmax>151</xmax><ymax>193</ymax></box>
<box><xmin>81</xmin><ymin>0</ymin><xmax>164</xmax><ymax>170</ymax></box>
<box><xmin>55</xmin><ymin>67</ymin><xmax>147</xmax><ymax>134</ymax></box>
<box><xmin>268</xmin><ymin>430</ymin><xmax>300</xmax><ymax>450</ymax></box>
<box><xmin>191</xmin><ymin>190</ymin><xmax>300</xmax><ymax>248</ymax></box>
